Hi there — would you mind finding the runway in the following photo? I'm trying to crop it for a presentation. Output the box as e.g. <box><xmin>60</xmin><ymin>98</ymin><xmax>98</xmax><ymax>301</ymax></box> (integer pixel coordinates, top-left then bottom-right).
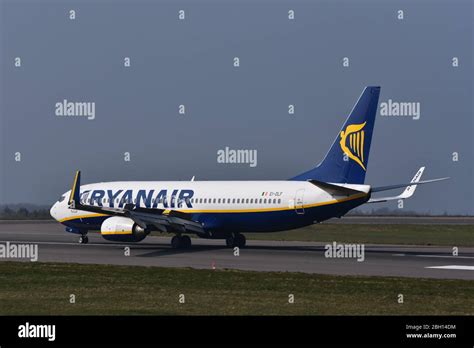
<box><xmin>0</xmin><ymin>222</ymin><xmax>473</xmax><ymax>280</ymax></box>
<box><xmin>327</xmin><ymin>215</ymin><xmax>474</xmax><ymax>225</ymax></box>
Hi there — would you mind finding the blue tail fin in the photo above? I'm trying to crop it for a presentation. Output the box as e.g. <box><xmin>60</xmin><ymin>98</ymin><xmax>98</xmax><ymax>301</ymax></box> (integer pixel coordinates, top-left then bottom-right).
<box><xmin>291</xmin><ymin>86</ymin><xmax>380</xmax><ymax>184</ymax></box>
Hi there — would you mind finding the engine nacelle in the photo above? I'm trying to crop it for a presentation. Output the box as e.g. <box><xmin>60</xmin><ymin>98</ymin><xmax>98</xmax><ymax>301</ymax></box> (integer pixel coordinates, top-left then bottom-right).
<box><xmin>100</xmin><ymin>216</ymin><xmax>148</xmax><ymax>242</ymax></box>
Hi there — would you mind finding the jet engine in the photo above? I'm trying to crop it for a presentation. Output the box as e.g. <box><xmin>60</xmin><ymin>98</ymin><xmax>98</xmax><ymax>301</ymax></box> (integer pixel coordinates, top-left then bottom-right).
<box><xmin>100</xmin><ymin>216</ymin><xmax>148</xmax><ymax>242</ymax></box>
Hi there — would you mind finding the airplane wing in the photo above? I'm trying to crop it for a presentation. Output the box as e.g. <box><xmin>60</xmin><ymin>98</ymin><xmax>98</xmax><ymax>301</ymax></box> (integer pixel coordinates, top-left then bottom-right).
<box><xmin>367</xmin><ymin>167</ymin><xmax>449</xmax><ymax>203</ymax></box>
<box><xmin>68</xmin><ymin>171</ymin><xmax>205</xmax><ymax>234</ymax></box>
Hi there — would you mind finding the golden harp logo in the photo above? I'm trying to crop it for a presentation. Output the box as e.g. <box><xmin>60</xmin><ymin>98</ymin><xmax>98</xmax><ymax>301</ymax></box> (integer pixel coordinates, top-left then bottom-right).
<box><xmin>339</xmin><ymin>121</ymin><xmax>367</xmax><ymax>171</ymax></box>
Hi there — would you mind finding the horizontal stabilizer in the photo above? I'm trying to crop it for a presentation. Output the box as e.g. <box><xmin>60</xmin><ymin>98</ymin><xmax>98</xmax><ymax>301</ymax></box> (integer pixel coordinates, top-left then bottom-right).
<box><xmin>371</xmin><ymin>178</ymin><xmax>449</xmax><ymax>193</ymax></box>
<box><xmin>368</xmin><ymin>167</ymin><xmax>449</xmax><ymax>203</ymax></box>
<box><xmin>308</xmin><ymin>179</ymin><xmax>364</xmax><ymax>196</ymax></box>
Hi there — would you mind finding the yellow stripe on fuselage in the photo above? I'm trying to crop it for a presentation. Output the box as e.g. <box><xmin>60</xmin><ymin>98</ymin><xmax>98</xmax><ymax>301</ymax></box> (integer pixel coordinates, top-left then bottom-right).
<box><xmin>178</xmin><ymin>192</ymin><xmax>367</xmax><ymax>213</ymax></box>
<box><xmin>59</xmin><ymin>213</ymin><xmax>109</xmax><ymax>223</ymax></box>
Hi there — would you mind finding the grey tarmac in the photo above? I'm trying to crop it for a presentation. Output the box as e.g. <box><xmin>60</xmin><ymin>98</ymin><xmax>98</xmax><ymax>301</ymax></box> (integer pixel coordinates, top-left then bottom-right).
<box><xmin>0</xmin><ymin>222</ymin><xmax>473</xmax><ymax>280</ymax></box>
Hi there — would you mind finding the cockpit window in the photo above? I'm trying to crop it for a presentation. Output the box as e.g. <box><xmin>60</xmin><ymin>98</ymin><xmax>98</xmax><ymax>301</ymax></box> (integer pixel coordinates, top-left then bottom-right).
<box><xmin>58</xmin><ymin>195</ymin><xmax>66</xmax><ymax>202</ymax></box>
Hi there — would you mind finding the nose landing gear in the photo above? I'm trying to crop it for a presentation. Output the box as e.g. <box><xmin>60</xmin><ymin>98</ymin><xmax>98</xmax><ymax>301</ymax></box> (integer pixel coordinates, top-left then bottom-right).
<box><xmin>78</xmin><ymin>234</ymin><xmax>89</xmax><ymax>244</ymax></box>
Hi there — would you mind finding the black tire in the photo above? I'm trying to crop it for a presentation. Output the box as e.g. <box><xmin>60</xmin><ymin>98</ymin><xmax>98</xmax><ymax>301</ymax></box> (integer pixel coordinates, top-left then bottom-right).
<box><xmin>181</xmin><ymin>235</ymin><xmax>192</xmax><ymax>249</ymax></box>
<box><xmin>79</xmin><ymin>235</ymin><xmax>88</xmax><ymax>244</ymax></box>
<box><xmin>225</xmin><ymin>236</ymin><xmax>234</xmax><ymax>248</ymax></box>
<box><xmin>235</xmin><ymin>234</ymin><xmax>246</xmax><ymax>248</ymax></box>
<box><xmin>171</xmin><ymin>236</ymin><xmax>181</xmax><ymax>249</ymax></box>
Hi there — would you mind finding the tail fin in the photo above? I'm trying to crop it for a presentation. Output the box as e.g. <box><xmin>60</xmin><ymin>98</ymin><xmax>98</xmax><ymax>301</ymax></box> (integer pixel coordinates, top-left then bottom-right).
<box><xmin>291</xmin><ymin>86</ymin><xmax>380</xmax><ymax>184</ymax></box>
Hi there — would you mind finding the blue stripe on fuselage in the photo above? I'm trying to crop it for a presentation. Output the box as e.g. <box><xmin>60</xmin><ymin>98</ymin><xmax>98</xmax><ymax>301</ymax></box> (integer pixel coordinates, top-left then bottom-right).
<box><xmin>62</xmin><ymin>195</ymin><xmax>367</xmax><ymax>234</ymax></box>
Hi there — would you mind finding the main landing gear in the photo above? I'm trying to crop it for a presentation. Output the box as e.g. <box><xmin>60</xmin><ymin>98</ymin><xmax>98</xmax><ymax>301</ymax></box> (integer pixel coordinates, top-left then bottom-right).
<box><xmin>225</xmin><ymin>233</ymin><xmax>246</xmax><ymax>248</ymax></box>
<box><xmin>171</xmin><ymin>235</ymin><xmax>192</xmax><ymax>249</ymax></box>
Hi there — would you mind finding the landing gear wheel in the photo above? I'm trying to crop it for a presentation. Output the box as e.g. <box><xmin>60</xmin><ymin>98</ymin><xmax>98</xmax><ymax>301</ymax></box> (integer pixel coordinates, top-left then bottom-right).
<box><xmin>235</xmin><ymin>234</ymin><xmax>246</xmax><ymax>248</ymax></box>
<box><xmin>181</xmin><ymin>235</ymin><xmax>192</xmax><ymax>249</ymax></box>
<box><xmin>225</xmin><ymin>235</ymin><xmax>234</xmax><ymax>248</ymax></box>
<box><xmin>171</xmin><ymin>235</ymin><xmax>192</xmax><ymax>249</ymax></box>
<box><xmin>171</xmin><ymin>236</ymin><xmax>181</xmax><ymax>249</ymax></box>
<box><xmin>226</xmin><ymin>234</ymin><xmax>246</xmax><ymax>248</ymax></box>
<box><xmin>79</xmin><ymin>235</ymin><xmax>89</xmax><ymax>244</ymax></box>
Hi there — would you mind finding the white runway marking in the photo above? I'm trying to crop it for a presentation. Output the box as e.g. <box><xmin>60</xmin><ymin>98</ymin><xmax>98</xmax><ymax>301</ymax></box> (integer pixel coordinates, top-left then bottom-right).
<box><xmin>416</xmin><ymin>254</ymin><xmax>474</xmax><ymax>259</ymax></box>
<box><xmin>392</xmin><ymin>253</ymin><xmax>474</xmax><ymax>259</ymax></box>
<box><xmin>0</xmin><ymin>240</ymin><xmax>129</xmax><ymax>248</ymax></box>
<box><xmin>426</xmin><ymin>265</ymin><xmax>474</xmax><ymax>271</ymax></box>
<box><xmin>0</xmin><ymin>232</ymin><xmax>64</xmax><ymax>237</ymax></box>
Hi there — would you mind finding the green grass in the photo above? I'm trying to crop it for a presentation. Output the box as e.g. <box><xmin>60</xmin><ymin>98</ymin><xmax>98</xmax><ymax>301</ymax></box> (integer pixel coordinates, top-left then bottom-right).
<box><xmin>0</xmin><ymin>262</ymin><xmax>472</xmax><ymax>315</ymax></box>
<box><xmin>153</xmin><ymin>224</ymin><xmax>474</xmax><ymax>246</ymax></box>
<box><xmin>245</xmin><ymin>224</ymin><xmax>474</xmax><ymax>246</ymax></box>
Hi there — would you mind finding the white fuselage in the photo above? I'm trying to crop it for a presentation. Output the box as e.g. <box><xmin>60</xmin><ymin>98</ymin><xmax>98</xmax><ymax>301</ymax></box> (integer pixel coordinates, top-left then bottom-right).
<box><xmin>50</xmin><ymin>180</ymin><xmax>370</xmax><ymax>234</ymax></box>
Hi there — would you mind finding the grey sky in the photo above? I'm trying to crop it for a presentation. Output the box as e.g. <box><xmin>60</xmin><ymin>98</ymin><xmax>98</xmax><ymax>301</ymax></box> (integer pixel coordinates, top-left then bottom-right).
<box><xmin>1</xmin><ymin>0</ymin><xmax>472</xmax><ymax>214</ymax></box>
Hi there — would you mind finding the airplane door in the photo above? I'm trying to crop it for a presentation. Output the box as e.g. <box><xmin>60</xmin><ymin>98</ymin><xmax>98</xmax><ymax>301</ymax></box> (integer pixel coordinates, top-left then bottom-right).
<box><xmin>295</xmin><ymin>189</ymin><xmax>305</xmax><ymax>214</ymax></box>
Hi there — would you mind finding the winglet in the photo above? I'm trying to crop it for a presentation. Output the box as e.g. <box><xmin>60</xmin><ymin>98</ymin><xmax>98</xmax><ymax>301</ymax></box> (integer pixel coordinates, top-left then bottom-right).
<box><xmin>397</xmin><ymin>166</ymin><xmax>425</xmax><ymax>199</ymax></box>
<box><xmin>68</xmin><ymin>170</ymin><xmax>81</xmax><ymax>207</ymax></box>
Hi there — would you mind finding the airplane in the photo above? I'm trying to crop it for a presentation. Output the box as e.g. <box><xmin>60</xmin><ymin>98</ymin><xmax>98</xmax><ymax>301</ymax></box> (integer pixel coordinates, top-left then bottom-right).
<box><xmin>50</xmin><ymin>86</ymin><xmax>448</xmax><ymax>249</ymax></box>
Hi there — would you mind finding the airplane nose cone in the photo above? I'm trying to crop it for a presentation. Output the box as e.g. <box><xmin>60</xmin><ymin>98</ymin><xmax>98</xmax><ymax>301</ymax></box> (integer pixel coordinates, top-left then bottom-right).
<box><xmin>50</xmin><ymin>202</ymin><xmax>58</xmax><ymax>220</ymax></box>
